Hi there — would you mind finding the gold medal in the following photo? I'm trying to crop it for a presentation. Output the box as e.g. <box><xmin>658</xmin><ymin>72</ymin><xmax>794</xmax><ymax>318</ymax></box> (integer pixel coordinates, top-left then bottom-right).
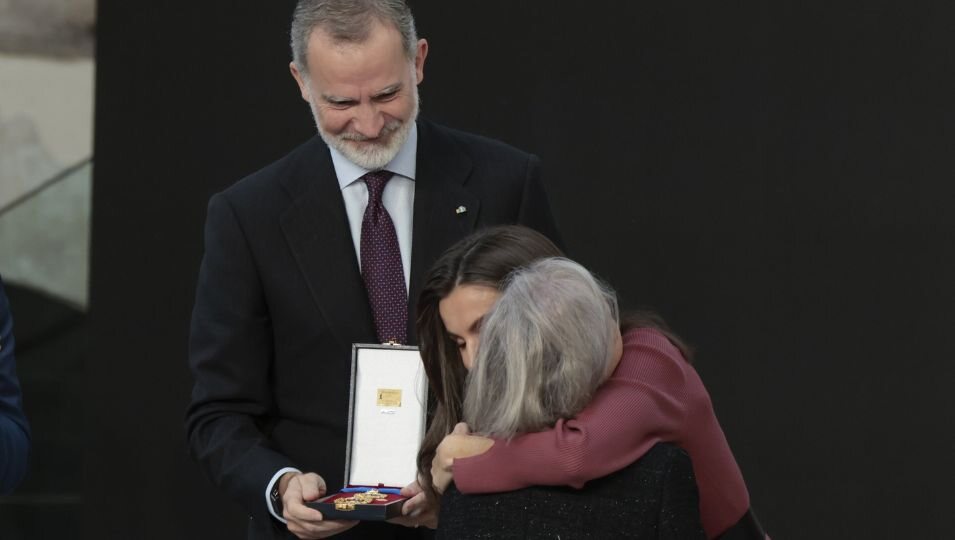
<box><xmin>332</xmin><ymin>489</ymin><xmax>388</xmax><ymax>510</ymax></box>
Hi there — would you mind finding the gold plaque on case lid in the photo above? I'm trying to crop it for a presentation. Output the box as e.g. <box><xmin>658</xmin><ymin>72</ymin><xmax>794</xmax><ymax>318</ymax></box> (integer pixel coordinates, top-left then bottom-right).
<box><xmin>376</xmin><ymin>389</ymin><xmax>402</xmax><ymax>407</ymax></box>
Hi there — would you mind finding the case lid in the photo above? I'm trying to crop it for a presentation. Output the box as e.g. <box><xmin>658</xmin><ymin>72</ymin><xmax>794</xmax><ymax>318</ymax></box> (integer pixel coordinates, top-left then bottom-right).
<box><xmin>344</xmin><ymin>344</ymin><xmax>428</xmax><ymax>489</ymax></box>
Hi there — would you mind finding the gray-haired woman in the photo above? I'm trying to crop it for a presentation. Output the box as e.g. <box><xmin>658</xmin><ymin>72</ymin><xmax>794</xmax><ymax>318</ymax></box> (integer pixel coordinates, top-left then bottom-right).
<box><xmin>433</xmin><ymin>257</ymin><xmax>705</xmax><ymax>538</ymax></box>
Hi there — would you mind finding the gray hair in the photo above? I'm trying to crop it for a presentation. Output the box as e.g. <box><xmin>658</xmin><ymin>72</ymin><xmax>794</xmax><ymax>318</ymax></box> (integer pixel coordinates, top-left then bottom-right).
<box><xmin>290</xmin><ymin>0</ymin><xmax>418</xmax><ymax>73</ymax></box>
<box><xmin>463</xmin><ymin>258</ymin><xmax>620</xmax><ymax>438</ymax></box>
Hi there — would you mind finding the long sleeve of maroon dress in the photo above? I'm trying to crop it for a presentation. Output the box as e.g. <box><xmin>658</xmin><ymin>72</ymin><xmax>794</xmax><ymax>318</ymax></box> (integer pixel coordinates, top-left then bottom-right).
<box><xmin>452</xmin><ymin>327</ymin><xmax>750</xmax><ymax>539</ymax></box>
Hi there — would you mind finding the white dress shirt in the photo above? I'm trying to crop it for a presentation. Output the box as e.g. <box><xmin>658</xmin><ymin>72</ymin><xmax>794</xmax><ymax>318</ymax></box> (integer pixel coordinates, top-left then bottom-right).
<box><xmin>332</xmin><ymin>123</ymin><xmax>417</xmax><ymax>291</ymax></box>
<box><xmin>266</xmin><ymin>124</ymin><xmax>417</xmax><ymax>523</ymax></box>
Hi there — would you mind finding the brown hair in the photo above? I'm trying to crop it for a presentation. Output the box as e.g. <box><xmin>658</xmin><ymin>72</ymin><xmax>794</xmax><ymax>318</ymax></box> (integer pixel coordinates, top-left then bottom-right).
<box><xmin>414</xmin><ymin>225</ymin><xmax>690</xmax><ymax>498</ymax></box>
<box><xmin>415</xmin><ymin>226</ymin><xmax>562</xmax><ymax>496</ymax></box>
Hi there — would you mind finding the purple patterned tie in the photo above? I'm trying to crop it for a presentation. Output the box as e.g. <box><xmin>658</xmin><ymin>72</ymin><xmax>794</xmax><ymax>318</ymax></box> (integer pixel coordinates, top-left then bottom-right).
<box><xmin>360</xmin><ymin>170</ymin><xmax>408</xmax><ymax>344</ymax></box>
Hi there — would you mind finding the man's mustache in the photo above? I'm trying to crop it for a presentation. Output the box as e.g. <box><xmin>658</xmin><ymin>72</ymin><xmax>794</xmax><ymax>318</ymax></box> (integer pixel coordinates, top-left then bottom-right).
<box><xmin>339</xmin><ymin>119</ymin><xmax>403</xmax><ymax>142</ymax></box>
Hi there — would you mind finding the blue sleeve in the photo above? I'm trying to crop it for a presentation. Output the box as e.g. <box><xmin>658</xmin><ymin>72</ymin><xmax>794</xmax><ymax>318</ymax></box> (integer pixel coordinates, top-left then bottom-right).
<box><xmin>0</xmin><ymin>277</ymin><xmax>30</xmax><ymax>494</ymax></box>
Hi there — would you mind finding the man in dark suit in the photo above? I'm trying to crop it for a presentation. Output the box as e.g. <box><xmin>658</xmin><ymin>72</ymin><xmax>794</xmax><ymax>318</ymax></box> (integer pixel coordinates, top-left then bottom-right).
<box><xmin>185</xmin><ymin>1</ymin><xmax>559</xmax><ymax>538</ymax></box>
<box><xmin>0</xmin><ymin>275</ymin><xmax>30</xmax><ymax>494</ymax></box>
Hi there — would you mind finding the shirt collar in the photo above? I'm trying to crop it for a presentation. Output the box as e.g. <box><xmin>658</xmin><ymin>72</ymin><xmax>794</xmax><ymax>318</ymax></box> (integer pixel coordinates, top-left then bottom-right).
<box><xmin>330</xmin><ymin>122</ymin><xmax>418</xmax><ymax>190</ymax></box>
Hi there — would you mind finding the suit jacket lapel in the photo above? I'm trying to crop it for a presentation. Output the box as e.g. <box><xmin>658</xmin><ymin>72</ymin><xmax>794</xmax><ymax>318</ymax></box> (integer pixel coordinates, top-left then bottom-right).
<box><xmin>407</xmin><ymin>121</ymin><xmax>479</xmax><ymax>342</ymax></box>
<box><xmin>279</xmin><ymin>137</ymin><xmax>377</xmax><ymax>348</ymax></box>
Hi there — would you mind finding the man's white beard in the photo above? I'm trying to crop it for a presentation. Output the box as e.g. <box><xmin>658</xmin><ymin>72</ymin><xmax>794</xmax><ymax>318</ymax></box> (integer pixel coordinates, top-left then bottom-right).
<box><xmin>310</xmin><ymin>87</ymin><xmax>419</xmax><ymax>171</ymax></box>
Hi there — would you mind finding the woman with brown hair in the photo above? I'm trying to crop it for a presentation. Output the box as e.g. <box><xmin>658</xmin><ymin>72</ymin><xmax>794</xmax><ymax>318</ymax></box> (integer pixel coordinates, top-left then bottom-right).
<box><xmin>434</xmin><ymin>256</ymin><xmax>705</xmax><ymax>538</ymax></box>
<box><xmin>412</xmin><ymin>225</ymin><xmax>765</xmax><ymax>539</ymax></box>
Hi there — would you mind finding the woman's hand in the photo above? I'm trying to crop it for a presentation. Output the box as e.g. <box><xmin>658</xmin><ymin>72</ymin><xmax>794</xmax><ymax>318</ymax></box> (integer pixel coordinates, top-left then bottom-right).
<box><xmin>388</xmin><ymin>479</ymin><xmax>439</xmax><ymax>529</ymax></box>
<box><xmin>431</xmin><ymin>423</ymin><xmax>495</xmax><ymax>493</ymax></box>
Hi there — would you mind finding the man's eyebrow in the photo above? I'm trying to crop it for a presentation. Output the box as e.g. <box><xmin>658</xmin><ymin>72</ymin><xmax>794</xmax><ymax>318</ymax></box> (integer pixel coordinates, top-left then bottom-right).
<box><xmin>321</xmin><ymin>93</ymin><xmax>356</xmax><ymax>104</ymax></box>
<box><xmin>372</xmin><ymin>83</ymin><xmax>402</xmax><ymax>98</ymax></box>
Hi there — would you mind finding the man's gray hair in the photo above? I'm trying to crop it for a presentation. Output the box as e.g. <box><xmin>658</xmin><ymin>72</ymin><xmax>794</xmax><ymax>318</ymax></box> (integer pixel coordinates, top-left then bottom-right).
<box><xmin>290</xmin><ymin>0</ymin><xmax>418</xmax><ymax>72</ymax></box>
<box><xmin>463</xmin><ymin>258</ymin><xmax>620</xmax><ymax>438</ymax></box>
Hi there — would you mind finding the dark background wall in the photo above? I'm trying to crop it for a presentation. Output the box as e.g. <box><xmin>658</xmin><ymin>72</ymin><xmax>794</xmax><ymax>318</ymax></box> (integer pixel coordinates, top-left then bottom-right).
<box><xmin>89</xmin><ymin>1</ymin><xmax>955</xmax><ymax>538</ymax></box>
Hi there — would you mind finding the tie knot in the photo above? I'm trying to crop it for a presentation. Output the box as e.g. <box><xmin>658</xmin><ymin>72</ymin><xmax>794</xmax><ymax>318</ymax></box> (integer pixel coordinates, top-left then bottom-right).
<box><xmin>362</xmin><ymin>170</ymin><xmax>393</xmax><ymax>203</ymax></box>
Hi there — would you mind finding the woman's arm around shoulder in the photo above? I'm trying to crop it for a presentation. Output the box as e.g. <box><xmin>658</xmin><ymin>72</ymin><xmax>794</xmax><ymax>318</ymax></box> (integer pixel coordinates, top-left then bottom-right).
<box><xmin>454</xmin><ymin>328</ymin><xmax>701</xmax><ymax>494</ymax></box>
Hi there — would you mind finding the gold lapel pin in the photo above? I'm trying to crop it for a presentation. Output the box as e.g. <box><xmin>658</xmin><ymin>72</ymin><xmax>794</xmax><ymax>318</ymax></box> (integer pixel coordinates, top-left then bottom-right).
<box><xmin>455</xmin><ymin>205</ymin><xmax>467</xmax><ymax>215</ymax></box>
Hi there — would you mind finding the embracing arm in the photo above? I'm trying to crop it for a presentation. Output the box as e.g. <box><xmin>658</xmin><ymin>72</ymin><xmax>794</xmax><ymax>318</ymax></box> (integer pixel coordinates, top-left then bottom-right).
<box><xmin>453</xmin><ymin>328</ymin><xmax>694</xmax><ymax>493</ymax></box>
<box><xmin>184</xmin><ymin>193</ymin><xmax>293</xmax><ymax>523</ymax></box>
